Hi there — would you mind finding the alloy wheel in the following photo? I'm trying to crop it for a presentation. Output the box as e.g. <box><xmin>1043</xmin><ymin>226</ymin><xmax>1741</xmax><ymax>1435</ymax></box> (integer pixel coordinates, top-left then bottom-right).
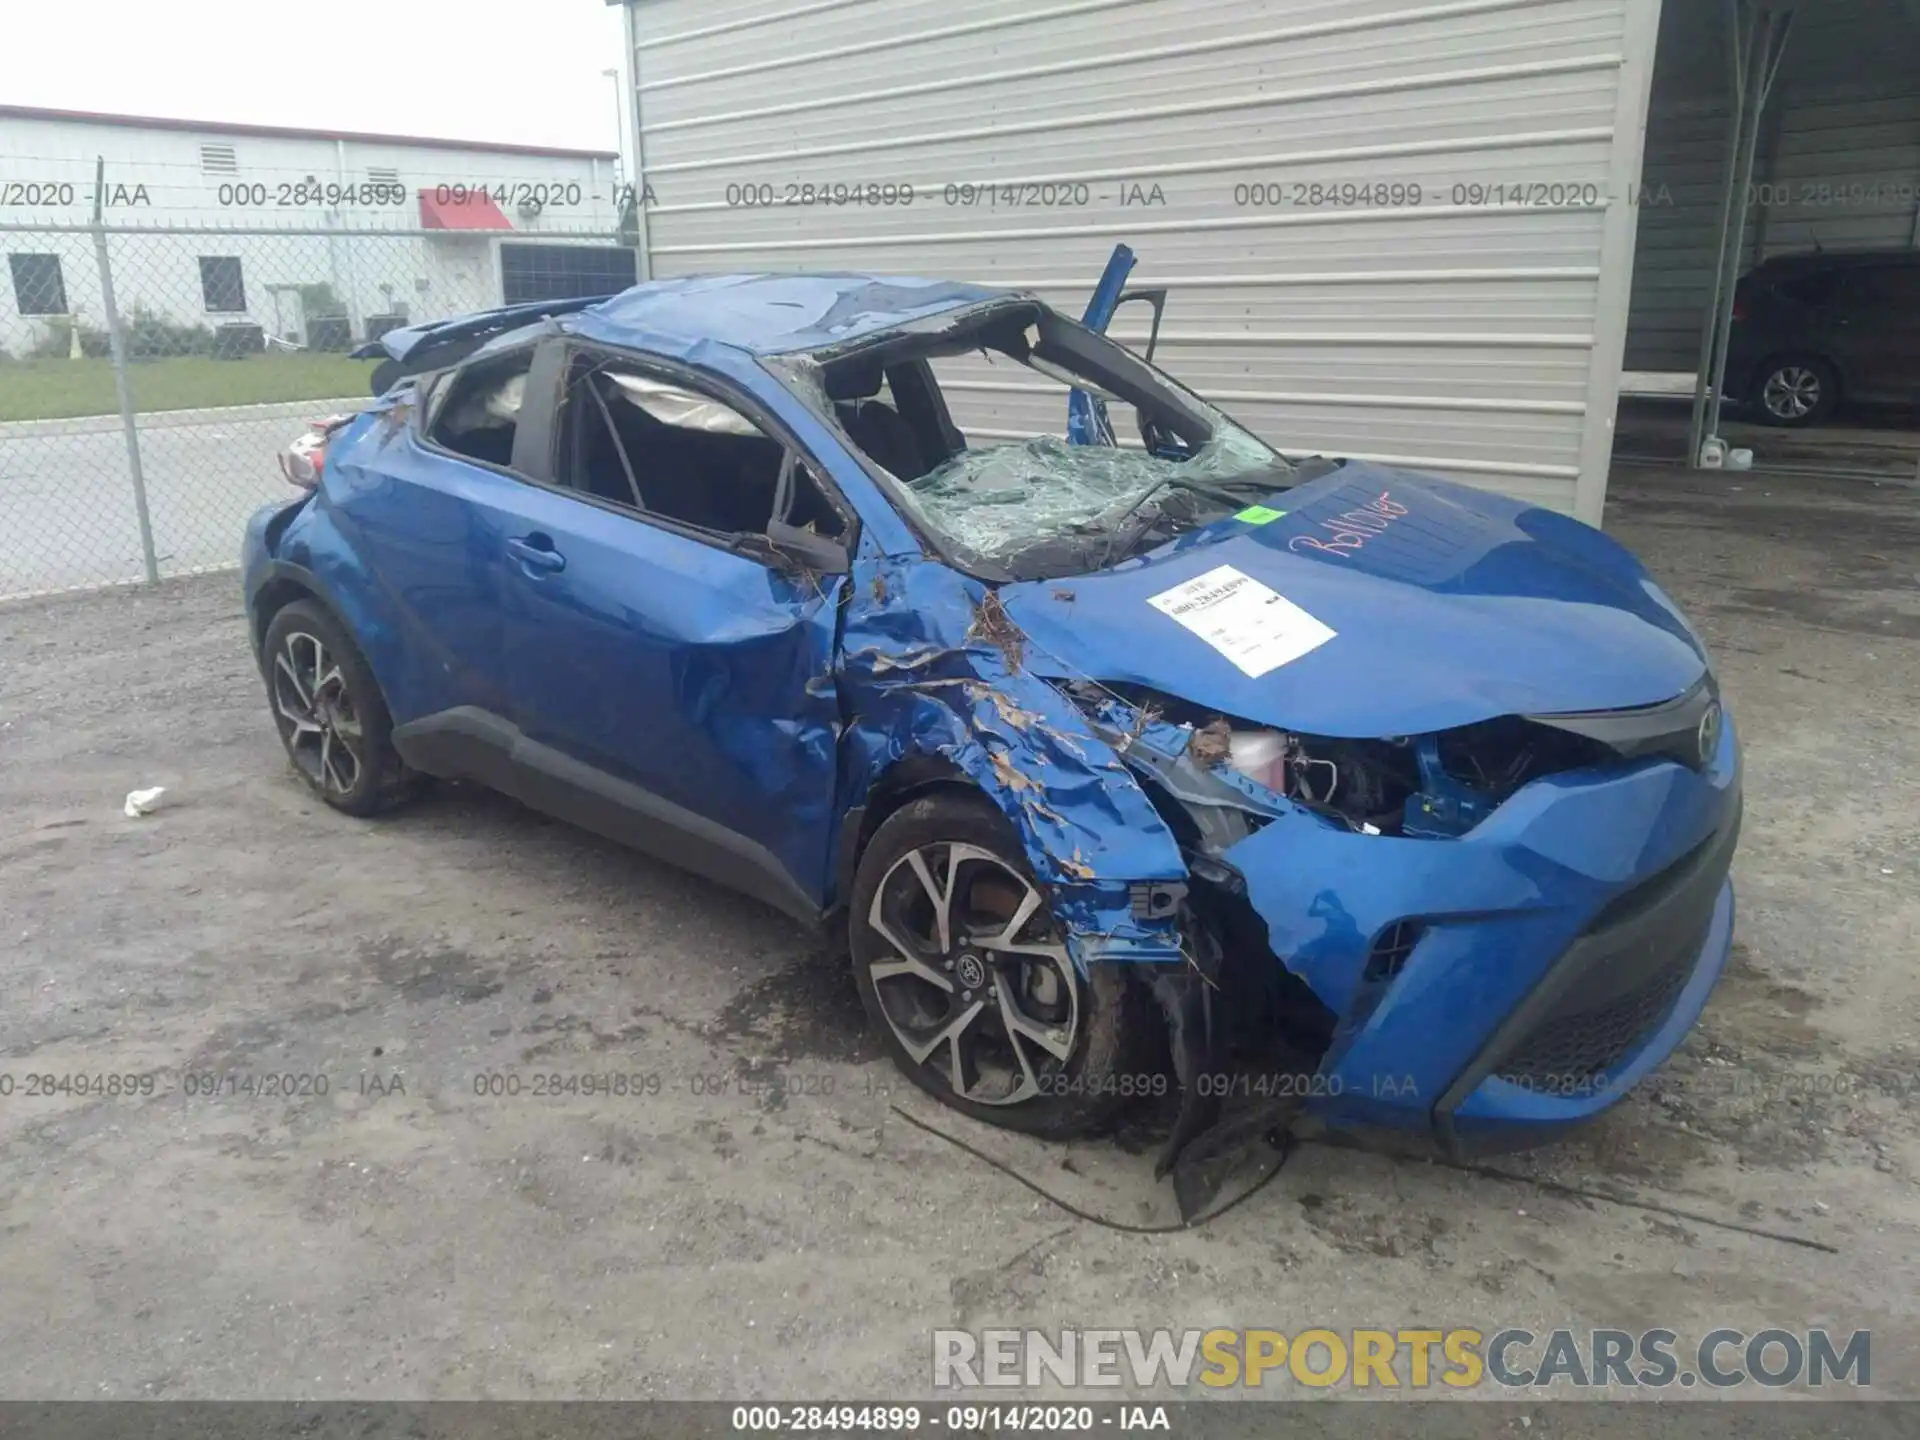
<box><xmin>864</xmin><ymin>842</ymin><xmax>1081</xmax><ymax>1105</ymax></box>
<box><xmin>1762</xmin><ymin>365</ymin><xmax>1822</xmax><ymax>421</ymax></box>
<box><xmin>270</xmin><ymin>630</ymin><xmax>365</xmax><ymax>796</ymax></box>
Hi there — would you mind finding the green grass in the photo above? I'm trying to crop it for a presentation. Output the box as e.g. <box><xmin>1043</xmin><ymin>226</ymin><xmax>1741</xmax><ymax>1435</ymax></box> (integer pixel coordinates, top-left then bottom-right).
<box><xmin>0</xmin><ymin>353</ymin><xmax>378</xmax><ymax>422</ymax></box>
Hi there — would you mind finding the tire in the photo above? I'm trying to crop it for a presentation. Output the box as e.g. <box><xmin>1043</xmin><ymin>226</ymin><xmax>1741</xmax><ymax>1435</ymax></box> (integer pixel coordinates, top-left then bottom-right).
<box><xmin>261</xmin><ymin>599</ymin><xmax>422</xmax><ymax>817</ymax></box>
<box><xmin>849</xmin><ymin>791</ymin><xmax>1154</xmax><ymax>1138</ymax></box>
<box><xmin>1752</xmin><ymin>355</ymin><xmax>1839</xmax><ymax>428</ymax></box>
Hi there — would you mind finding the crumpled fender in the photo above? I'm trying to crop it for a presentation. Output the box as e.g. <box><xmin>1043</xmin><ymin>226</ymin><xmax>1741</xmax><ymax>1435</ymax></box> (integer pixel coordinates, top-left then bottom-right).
<box><xmin>835</xmin><ymin>552</ymin><xmax>1189</xmax><ymax>967</ymax></box>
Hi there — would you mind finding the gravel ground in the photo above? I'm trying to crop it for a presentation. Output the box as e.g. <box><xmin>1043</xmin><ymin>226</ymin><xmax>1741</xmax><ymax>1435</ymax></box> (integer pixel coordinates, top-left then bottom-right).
<box><xmin>0</xmin><ymin>462</ymin><xmax>1916</xmax><ymax>1405</ymax></box>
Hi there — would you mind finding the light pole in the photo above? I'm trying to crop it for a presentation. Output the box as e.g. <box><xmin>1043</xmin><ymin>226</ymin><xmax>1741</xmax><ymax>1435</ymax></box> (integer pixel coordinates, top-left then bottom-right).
<box><xmin>601</xmin><ymin>67</ymin><xmax>626</xmax><ymax>191</ymax></box>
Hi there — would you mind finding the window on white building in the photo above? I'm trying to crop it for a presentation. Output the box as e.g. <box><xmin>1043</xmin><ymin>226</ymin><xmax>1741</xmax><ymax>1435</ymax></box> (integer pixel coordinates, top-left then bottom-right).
<box><xmin>200</xmin><ymin>144</ymin><xmax>239</xmax><ymax>175</ymax></box>
<box><xmin>9</xmin><ymin>254</ymin><xmax>68</xmax><ymax>316</ymax></box>
<box><xmin>198</xmin><ymin>256</ymin><xmax>247</xmax><ymax>314</ymax></box>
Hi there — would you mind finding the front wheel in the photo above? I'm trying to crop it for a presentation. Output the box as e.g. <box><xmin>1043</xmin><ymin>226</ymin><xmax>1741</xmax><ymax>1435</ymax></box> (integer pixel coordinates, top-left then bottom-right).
<box><xmin>849</xmin><ymin>792</ymin><xmax>1154</xmax><ymax>1138</ymax></box>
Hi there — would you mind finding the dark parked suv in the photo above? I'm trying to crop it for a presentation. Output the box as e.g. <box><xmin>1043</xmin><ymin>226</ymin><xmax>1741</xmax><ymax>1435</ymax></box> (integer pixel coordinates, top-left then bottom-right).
<box><xmin>1726</xmin><ymin>249</ymin><xmax>1920</xmax><ymax>427</ymax></box>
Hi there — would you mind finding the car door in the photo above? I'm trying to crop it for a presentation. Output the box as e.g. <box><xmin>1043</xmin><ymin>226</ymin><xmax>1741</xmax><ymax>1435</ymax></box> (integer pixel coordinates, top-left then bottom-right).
<box><xmin>1827</xmin><ymin>264</ymin><xmax>1920</xmax><ymax>405</ymax></box>
<box><xmin>331</xmin><ymin>342</ymin><xmax>544</xmax><ymax>726</ymax></box>
<box><xmin>492</xmin><ymin>341</ymin><xmax>854</xmax><ymax>922</ymax></box>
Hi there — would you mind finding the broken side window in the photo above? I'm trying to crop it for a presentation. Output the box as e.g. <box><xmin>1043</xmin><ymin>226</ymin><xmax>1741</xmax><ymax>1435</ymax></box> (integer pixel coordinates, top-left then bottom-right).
<box><xmin>429</xmin><ymin>349</ymin><xmax>534</xmax><ymax>469</ymax></box>
<box><xmin>560</xmin><ymin>356</ymin><xmax>844</xmax><ymax>541</ymax></box>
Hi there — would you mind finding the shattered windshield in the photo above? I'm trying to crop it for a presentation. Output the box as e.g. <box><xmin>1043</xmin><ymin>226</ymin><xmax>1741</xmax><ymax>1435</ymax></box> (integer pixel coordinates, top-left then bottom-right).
<box><xmin>769</xmin><ymin>300</ymin><xmax>1293</xmax><ymax>580</ymax></box>
<box><xmin>905</xmin><ymin>429</ymin><xmax>1279</xmax><ymax>572</ymax></box>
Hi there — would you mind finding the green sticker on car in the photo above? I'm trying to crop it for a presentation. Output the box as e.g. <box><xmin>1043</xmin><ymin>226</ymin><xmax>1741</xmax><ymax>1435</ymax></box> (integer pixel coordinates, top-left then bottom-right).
<box><xmin>1234</xmin><ymin>504</ymin><xmax>1287</xmax><ymax>525</ymax></box>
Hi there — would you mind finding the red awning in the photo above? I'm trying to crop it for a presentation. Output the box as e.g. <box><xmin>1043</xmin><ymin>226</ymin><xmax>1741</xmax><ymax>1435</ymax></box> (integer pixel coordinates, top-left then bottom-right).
<box><xmin>417</xmin><ymin>187</ymin><xmax>514</xmax><ymax>230</ymax></box>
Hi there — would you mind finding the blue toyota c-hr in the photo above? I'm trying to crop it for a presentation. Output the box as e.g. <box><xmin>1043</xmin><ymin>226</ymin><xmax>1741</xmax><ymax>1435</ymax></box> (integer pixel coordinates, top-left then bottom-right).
<box><xmin>243</xmin><ymin>269</ymin><xmax>1740</xmax><ymax>1191</ymax></box>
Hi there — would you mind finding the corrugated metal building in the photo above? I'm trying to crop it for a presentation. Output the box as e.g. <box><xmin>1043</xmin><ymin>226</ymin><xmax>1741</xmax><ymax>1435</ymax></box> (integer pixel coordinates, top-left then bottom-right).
<box><xmin>610</xmin><ymin>0</ymin><xmax>1917</xmax><ymax>521</ymax></box>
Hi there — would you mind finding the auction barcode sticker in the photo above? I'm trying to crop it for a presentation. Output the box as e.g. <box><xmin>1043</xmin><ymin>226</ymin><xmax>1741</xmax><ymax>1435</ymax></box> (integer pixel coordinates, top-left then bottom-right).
<box><xmin>1146</xmin><ymin>564</ymin><xmax>1335</xmax><ymax>677</ymax></box>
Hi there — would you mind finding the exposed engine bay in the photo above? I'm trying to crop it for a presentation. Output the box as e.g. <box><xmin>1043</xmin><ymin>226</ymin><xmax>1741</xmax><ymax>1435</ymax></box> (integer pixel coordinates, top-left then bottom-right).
<box><xmin>1088</xmin><ymin>682</ymin><xmax>1621</xmax><ymax>842</ymax></box>
<box><xmin>1056</xmin><ymin>676</ymin><xmax>1720</xmax><ymax>1215</ymax></box>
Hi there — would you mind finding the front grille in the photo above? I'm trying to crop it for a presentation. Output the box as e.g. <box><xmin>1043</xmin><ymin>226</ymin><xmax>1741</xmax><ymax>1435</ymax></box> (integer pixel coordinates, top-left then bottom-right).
<box><xmin>1496</xmin><ymin>926</ymin><xmax>1702</xmax><ymax>1089</ymax></box>
<box><xmin>1436</xmin><ymin>715</ymin><xmax>1614</xmax><ymax>793</ymax></box>
<box><xmin>1527</xmin><ymin>677</ymin><xmax>1722</xmax><ymax>776</ymax></box>
<box><xmin>1436</xmin><ymin>797</ymin><xmax>1741</xmax><ymax>1144</ymax></box>
<box><xmin>1492</xmin><ymin>826</ymin><xmax>1729</xmax><ymax>1091</ymax></box>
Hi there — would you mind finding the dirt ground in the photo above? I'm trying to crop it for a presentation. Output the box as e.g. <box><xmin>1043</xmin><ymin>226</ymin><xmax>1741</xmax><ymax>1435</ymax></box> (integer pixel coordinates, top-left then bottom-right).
<box><xmin>1</xmin><ymin>463</ymin><xmax>1916</xmax><ymax>1404</ymax></box>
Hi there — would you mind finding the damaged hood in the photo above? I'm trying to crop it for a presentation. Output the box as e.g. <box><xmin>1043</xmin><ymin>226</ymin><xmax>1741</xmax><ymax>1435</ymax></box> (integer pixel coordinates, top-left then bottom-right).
<box><xmin>999</xmin><ymin>462</ymin><xmax>1709</xmax><ymax>738</ymax></box>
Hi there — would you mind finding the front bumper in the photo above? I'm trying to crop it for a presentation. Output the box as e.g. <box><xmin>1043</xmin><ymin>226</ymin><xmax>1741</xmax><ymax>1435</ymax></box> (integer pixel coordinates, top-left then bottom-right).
<box><xmin>1222</xmin><ymin>714</ymin><xmax>1742</xmax><ymax>1152</ymax></box>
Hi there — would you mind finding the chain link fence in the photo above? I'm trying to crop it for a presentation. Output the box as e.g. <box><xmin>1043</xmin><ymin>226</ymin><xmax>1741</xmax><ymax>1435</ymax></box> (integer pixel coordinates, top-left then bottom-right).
<box><xmin>1</xmin><ymin>218</ymin><xmax>636</xmax><ymax>599</ymax></box>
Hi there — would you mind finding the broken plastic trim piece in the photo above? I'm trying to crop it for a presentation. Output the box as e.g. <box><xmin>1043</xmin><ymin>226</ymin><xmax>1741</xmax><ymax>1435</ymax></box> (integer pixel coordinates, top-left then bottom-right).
<box><xmin>1070</xmin><ymin>696</ymin><xmax>1293</xmax><ymax>859</ymax></box>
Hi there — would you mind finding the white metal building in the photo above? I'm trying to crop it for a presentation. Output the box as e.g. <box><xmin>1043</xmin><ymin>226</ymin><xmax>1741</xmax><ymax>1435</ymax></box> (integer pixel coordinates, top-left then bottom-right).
<box><xmin>0</xmin><ymin>107</ymin><xmax>627</xmax><ymax>357</ymax></box>
<box><xmin>611</xmin><ymin>0</ymin><xmax>1919</xmax><ymax>521</ymax></box>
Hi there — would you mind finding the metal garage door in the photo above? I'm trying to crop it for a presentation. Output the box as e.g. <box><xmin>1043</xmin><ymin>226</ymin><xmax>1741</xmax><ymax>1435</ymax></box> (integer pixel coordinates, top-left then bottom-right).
<box><xmin>500</xmin><ymin>242</ymin><xmax>640</xmax><ymax>304</ymax></box>
<box><xmin>619</xmin><ymin>0</ymin><xmax>1667</xmax><ymax>521</ymax></box>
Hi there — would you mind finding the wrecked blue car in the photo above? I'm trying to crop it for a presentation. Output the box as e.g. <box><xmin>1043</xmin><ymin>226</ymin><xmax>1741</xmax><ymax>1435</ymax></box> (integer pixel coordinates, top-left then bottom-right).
<box><xmin>242</xmin><ymin>269</ymin><xmax>1741</xmax><ymax>1190</ymax></box>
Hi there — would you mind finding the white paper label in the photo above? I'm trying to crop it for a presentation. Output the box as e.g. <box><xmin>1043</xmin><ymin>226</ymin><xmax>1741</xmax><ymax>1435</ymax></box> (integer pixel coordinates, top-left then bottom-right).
<box><xmin>1146</xmin><ymin>564</ymin><xmax>1335</xmax><ymax>678</ymax></box>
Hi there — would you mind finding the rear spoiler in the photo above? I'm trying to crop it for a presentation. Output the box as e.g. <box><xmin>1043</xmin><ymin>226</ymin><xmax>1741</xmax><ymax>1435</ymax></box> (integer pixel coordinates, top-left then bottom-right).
<box><xmin>352</xmin><ymin>295</ymin><xmax>615</xmax><ymax>394</ymax></box>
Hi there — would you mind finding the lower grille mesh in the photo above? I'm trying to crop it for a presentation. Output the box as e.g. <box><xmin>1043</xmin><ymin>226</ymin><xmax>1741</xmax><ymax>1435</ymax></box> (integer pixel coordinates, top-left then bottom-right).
<box><xmin>1496</xmin><ymin>930</ymin><xmax>1702</xmax><ymax>1090</ymax></box>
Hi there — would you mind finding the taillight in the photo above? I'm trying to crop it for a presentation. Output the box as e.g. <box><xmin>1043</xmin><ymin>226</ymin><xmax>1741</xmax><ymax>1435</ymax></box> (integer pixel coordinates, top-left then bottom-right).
<box><xmin>277</xmin><ymin>433</ymin><xmax>324</xmax><ymax>489</ymax></box>
<box><xmin>277</xmin><ymin>414</ymin><xmax>356</xmax><ymax>491</ymax></box>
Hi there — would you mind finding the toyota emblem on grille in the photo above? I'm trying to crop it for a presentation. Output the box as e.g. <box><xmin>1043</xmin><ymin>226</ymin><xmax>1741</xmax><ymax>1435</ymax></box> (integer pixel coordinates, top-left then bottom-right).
<box><xmin>1696</xmin><ymin>701</ymin><xmax>1723</xmax><ymax>766</ymax></box>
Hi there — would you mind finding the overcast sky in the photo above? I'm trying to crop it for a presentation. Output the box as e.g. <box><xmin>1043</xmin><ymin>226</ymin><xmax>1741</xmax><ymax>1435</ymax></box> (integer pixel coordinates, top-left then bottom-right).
<box><xmin>6</xmin><ymin>0</ymin><xmax>630</xmax><ymax>154</ymax></box>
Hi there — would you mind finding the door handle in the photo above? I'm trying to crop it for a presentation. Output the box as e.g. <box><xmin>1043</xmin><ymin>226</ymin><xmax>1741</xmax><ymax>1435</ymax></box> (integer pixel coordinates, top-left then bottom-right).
<box><xmin>507</xmin><ymin>534</ymin><xmax>566</xmax><ymax>574</ymax></box>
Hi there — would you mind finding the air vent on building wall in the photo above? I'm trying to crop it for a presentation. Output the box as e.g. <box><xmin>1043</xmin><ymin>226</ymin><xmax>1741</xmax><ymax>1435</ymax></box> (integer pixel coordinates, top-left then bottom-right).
<box><xmin>201</xmin><ymin>144</ymin><xmax>238</xmax><ymax>175</ymax></box>
<box><xmin>367</xmin><ymin>167</ymin><xmax>400</xmax><ymax>187</ymax></box>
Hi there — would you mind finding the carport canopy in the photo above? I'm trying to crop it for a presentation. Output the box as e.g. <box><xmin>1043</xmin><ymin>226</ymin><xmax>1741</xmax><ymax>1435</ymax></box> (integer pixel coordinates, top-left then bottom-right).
<box><xmin>1623</xmin><ymin>0</ymin><xmax>1920</xmax><ymax>467</ymax></box>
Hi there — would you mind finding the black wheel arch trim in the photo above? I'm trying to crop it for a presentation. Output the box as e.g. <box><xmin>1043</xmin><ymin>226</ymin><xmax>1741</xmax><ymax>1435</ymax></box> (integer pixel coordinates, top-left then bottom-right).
<box><xmin>249</xmin><ymin>559</ymin><xmax>424</xmax><ymax>750</ymax></box>
<box><xmin>829</xmin><ymin>754</ymin><xmax>980</xmax><ymax>913</ymax></box>
<box><xmin>391</xmin><ymin>706</ymin><xmax>824</xmax><ymax>929</ymax></box>
<box><xmin>247</xmin><ymin>559</ymin><xmax>345</xmax><ymax>666</ymax></box>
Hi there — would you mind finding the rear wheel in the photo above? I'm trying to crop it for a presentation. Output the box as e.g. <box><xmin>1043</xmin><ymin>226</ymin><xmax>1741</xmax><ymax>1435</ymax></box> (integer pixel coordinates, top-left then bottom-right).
<box><xmin>849</xmin><ymin>792</ymin><xmax>1152</xmax><ymax>1137</ymax></box>
<box><xmin>1753</xmin><ymin>355</ymin><xmax>1838</xmax><ymax>427</ymax></box>
<box><xmin>262</xmin><ymin>599</ymin><xmax>421</xmax><ymax>817</ymax></box>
